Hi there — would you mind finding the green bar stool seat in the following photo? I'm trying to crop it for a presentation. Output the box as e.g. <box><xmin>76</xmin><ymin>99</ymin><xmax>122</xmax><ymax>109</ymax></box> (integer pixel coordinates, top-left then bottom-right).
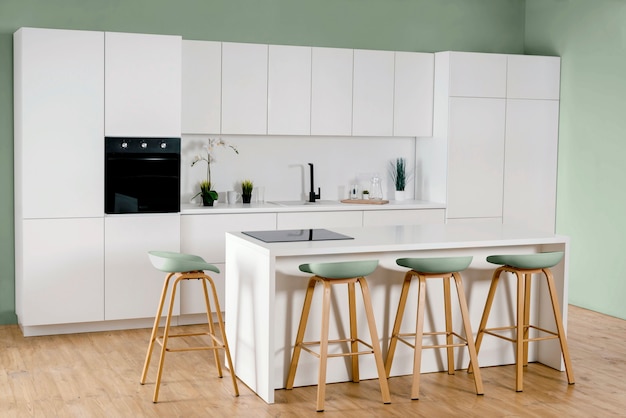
<box><xmin>140</xmin><ymin>251</ymin><xmax>239</xmax><ymax>402</ymax></box>
<box><xmin>385</xmin><ymin>256</ymin><xmax>484</xmax><ymax>400</ymax></box>
<box><xmin>285</xmin><ymin>260</ymin><xmax>391</xmax><ymax>412</ymax></box>
<box><xmin>472</xmin><ymin>251</ymin><xmax>575</xmax><ymax>391</ymax></box>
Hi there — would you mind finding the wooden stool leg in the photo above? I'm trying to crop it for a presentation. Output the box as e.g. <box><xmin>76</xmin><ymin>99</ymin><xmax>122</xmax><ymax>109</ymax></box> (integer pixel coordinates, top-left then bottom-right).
<box><xmin>523</xmin><ymin>273</ymin><xmax>532</xmax><ymax>367</ymax></box>
<box><xmin>141</xmin><ymin>272</ymin><xmax>175</xmax><ymax>385</ymax></box>
<box><xmin>152</xmin><ymin>276</ymin><xmax>182</xmax><ymax>403</ymax></box>
<box><xmin>348</xmin><ymin>281</ymin><xmax>359</xmax><ymax>382</ymax></box>
<box><xmin>358</xmin><ymin>277</ymin><xmax>391</xmax><ymax>404</ymax></box>
<box><xmin>201</xmin><ymin>278</ymin><xmax>222</xmax><ymax>377</ymax></box>
<box><xmin>286</xmin><ymin>277</ymin><xmax>317</xmax><ymax>389</ymax></box>
<box><xmin>443</xmin><ymin>275</ymin><xmax>455</xmax><ymax>375</ymax></box>
<box><xmin>385</xmin><ymin>271</ymin><xmax>412</xmax><ymax>376</ymax></box>
<box><xmin>515</xmin><ymin>271</ymin><xmax>525</xmax><ymax>392</ymax></box>
<box><xmin>411</xmin><ymin>275</ymin><xmax>427</xmax><ymax>400</ymax></box>
<box><xmin>206</xmin><ymin>275</ymin><xmax>240</xmax><ymax>396</ymax></box>
<box><xmin>543</xmin><ymin>268</ymin><xmax>575</xmax><ymax>385</ymax></box>
<box><xmin>452</xmin><ymin>272</ymin><xmax>484</xmax><ymax>395</ymax></box>
<box><xmin>316</xmin><ymin>280</ymin><xmax>332</xmax><ymax>412</ymax></box>
<box><xmin>469</xmin><ymin>267</ymin><xmax>503</xmax><ymax>374</ymax></box>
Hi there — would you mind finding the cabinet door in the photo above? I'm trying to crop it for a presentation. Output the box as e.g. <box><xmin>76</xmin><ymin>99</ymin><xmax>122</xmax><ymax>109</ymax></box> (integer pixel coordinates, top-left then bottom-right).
<box><xmin>182</xmin><ymin>40</ymin><xmax>221</xmax><ymax>134</ymax></box>
<box><xmin>180</xmin><ymin>213</ymin><xmax>276</xmax><ymax>315</ymax></box>
<box><xmin>446</xmin><ymin>98</ymin><xmax>506</xmax><ymax>219</ymax></box>
<box><xmin>221</xmin><ymin>42</ymin><xmax>268</xmax><ymax>135</ymax></box>
<box><xmin>14</xmin><ymin>28</ymin><xmax>104</xmax><ymax>219</ymax></box>
<box><xmin>311</xmin><ymin>47</ymin><xmax>353</xmax><ymax>136</ymax></box>
<box><xmin>19</xmin><ymin>218</ymin><xmax>104</xmax><ymax>326</ymax></box>
<box><xmin>352</xmin><ymin>49</ymin><xmax>394</xmax><ymax>136</ymax></box>
<box><xmin>394</xmin><ymin>52</ymin><xmax>434</xmax><ymax>137</ymax></box>
<box><xmin>507</xmin><ymin>55</ymin><xmax>561</xmax><ymax>100</ymax></box>
<box><xmin>363</xmin><ymin>209</ymin><xmax>444</xmax><ymax>226</ymax></box>
<box><xmin>105</xmin><ymin>32</ymin><xmax>182</xmax><ymax>137</ymax></box>
<box><xmin>268</xmin><ymin>45</ymin><xmax>311</xmax><ymax>135</ymax></box>
<box><xmin>104</xmin><ymin>214</ymin><xmax>181</xmax><ymax>320</ymax></box>
<box><xmin>503</xmin><ymin>99</ymin><xmax>559</xmax><ymax>232</ymax></box>
<box><xmin>448</xmin><ymin>52</ymin><xmax>507</xmax><ymax>98</ymax></box>
<box><xmin>277</xmin><ymin>211</ymin><xmax>362</xmax><ymax>229</ymax></box>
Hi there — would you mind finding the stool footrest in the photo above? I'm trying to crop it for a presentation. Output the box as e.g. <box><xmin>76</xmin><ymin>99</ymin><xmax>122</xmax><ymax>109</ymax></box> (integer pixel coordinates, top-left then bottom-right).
<box><xmin>156</xmin><ymin>332</ymin><xmax>227</xmax><ymax>353</ymax></box>
<box><xmin>299</xmin><ymin>338</ymin><xmax>375</xmax><ymax>358</ymax></box>
<box><xmin>483</xmin><ymin>325</ymin><xmax>560</xmax><ymax>344</ymax></box>
<box><xmin>395</xmin><ymin>331</ymin><xmax>469</xmax><ymax>350</ymax></box>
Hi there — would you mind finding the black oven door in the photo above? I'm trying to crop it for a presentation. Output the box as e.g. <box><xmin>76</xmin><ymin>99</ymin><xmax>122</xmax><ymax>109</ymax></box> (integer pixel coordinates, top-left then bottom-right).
<box><xmin>105</xmin><ymin>137</ymin><xmax>180</xmax><ymax>214</ymax></box>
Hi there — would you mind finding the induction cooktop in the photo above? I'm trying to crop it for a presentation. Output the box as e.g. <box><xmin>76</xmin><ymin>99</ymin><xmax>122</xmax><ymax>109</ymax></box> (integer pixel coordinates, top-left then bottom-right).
<box><xmin>242</xmin><ymin>228</ymin><xmax>353</xmax><ymax>243</ymax></box>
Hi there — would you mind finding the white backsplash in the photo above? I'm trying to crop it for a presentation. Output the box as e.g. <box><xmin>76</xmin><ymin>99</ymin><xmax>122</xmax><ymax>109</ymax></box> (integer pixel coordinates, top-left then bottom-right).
<box><xmin>181</xmin><ymin>134</ymin><xmax>418</xmax><ymax>204</ymax></box>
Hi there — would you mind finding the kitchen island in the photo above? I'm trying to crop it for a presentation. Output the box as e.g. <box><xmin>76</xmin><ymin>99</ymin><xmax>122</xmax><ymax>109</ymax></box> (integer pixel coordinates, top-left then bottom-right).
<box><xmin>224</xmin><ymin>223</ymin><xmax>569</xmax><ymax>404</ymax></box>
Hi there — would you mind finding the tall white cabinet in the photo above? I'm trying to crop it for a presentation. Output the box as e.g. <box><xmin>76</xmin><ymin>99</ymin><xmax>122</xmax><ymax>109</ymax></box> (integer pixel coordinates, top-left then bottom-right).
<box><xmin>428</xmin><ymin>51</ymin><xmax>560</xmax><ymax>231</ymax></box>
<box><xmin>14</xmin><ymin>28</ymin><xmax>106</xmax><ymax>328</ymax></box>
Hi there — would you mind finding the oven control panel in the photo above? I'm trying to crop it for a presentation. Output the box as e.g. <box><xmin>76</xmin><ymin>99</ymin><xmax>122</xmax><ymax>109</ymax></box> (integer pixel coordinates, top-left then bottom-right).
<box><xmin>105</xmin><ymin>137</ymin><xmax>181</xmax><ymax>154</ymax></box>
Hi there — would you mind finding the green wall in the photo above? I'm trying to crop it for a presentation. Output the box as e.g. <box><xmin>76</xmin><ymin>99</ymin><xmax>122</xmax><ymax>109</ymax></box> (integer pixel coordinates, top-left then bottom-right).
<box><xmin>0</xmin><ymin>0</ymin><xmax>527</xmax><ymax>324</ymax></box>
<box><xmin>525</xmin><ymin>0</ymin><xmax>626</xmax><ymax>320</ymax></box>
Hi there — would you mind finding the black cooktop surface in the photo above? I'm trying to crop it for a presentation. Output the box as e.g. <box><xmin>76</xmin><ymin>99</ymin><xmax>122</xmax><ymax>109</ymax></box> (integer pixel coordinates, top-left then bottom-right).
<box><xmin>242</xmin><ymin>228</ymin><xmax>353</xmax><ymax>243</ymax></box>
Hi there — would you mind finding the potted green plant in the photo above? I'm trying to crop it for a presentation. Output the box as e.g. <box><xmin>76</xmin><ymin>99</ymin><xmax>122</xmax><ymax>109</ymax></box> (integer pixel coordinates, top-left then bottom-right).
<box><xmin>389</xmin><ymin>157</ymin><xmax>411</xmax><ymax>201</ymax></box>
<box><xmin>191</xmin><ymin>137</ymin><xmax>238</xmax><ymax>206</ymax></box>
<box><xmin>241</xmin><ymin>179</ymin><xmax>254</xmax><ymax>204</ymax></box>
<box><xmin>362</xmin><ymin>190</ymin><xmax>370</xmax><ymax>200</ymax></box>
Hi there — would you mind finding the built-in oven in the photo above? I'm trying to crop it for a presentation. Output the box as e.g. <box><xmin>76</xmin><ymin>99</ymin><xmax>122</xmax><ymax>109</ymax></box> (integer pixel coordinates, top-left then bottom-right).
<box><xmin>105</xmin><ymin>137</ymin><xmax>180</xmax><ymax>214</ymax></box>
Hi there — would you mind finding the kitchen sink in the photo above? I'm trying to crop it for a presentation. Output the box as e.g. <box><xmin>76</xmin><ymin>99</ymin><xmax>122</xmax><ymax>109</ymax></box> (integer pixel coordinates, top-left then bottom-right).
<box><xmin>268</xmin><ymin>200</ymin><xmax>342</xmax><ymax>207</ymax></box>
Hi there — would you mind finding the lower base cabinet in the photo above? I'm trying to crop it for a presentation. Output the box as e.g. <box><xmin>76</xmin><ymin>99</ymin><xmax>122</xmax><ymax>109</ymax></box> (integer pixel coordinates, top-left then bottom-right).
<box><xmin>104</xmin><ymin>214</ymin><xmax>181</xmax><ymax>320</ymax></box>
<box><xmin>17</xmin><ymin>218</ymin><xmax>105</xmax><ymax>326</ymax></box>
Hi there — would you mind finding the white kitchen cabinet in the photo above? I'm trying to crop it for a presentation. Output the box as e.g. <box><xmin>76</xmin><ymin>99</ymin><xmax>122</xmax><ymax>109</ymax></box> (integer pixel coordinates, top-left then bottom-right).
<box><xmin>447</xmin><ymin>52</ymin><xmax>507</xmax><ymax>98</ymax></box>
<box><xmin>277</xmin><ymin>211</ymin><xmax>363</xmax><ymax>229</ymax></box>
<box><xmin>180</xmin><ymin>213</ymin><xmax>276</xmax><ymax>315</ymax></box>
<box><xmin>503</xmin><ymin>99</ymin><xmax>559</xmax><ymax>232</ymax></box>
<box><xmin>311</xmin><ymin>47</ymin><xmax>353</xmax><ymax>136</ymax></box>
<box><xmin>14</xmin><ymin>27</ymin><xmax>104</xmax><ymax>219</ymax></box>
<box><xmin>507</xmin><ymin>55</ymin><xmax>560</xmax><ymax>100</ymax></box>
<box><xmin>268</xmin><ymin>45</ymin><xmax>312</xmax><ymax>135</ymax></box>
<box><xmin>394</xmin><ymin>52</ymin><xmax>434</xmax><ymax>137</ymax></box>
<box><xmin>446</xmin><ymin>98</ymin><xmax>506</xmax><ymax>219</ymax></box>
<box><xmin>18</xmin><ymin>218</ymin><xmax>104</xmax><ymax>328</ymax></box>
<box><xmin>362</xmin><ymin>209</ymin><xmax>444</xmax><ymax>226</ymax></box>
<box><xmin>352</xmin><ymin>49</ymin><xmax>395</xmax><ymax>137</ymax></box>
<box><xmin>221</xmin><ymin>42</ymin><xmax>268</xmax><ymax>135</ymax></box>
<box><xmin>182</xmin><ymin>40</ymin><xmax>221</xmax><ymax>134</ymax></box>
<box><xmin>104</xmin><ymin>214</ymin><xmax>181</xmax><ymax>321</ymax></box>
<box><xmin>105</xmin><ymin>32</ymin><xmax>181</xmax><ymax>137</ymax></box>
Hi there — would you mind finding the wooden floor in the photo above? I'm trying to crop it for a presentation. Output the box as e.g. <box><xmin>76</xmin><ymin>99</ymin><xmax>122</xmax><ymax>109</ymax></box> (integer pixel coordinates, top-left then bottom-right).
<box><xmin>1</xmin><ymin>305</ymin><xmax>625</xmax><ymax>417</ymax></box>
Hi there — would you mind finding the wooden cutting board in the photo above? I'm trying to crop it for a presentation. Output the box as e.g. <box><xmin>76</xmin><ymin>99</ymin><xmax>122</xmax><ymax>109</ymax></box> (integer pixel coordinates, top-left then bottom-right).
<box><xmin>340</xmin><ymin>199</ymin><xmax>389</xmax><ymax>205</ymax></box>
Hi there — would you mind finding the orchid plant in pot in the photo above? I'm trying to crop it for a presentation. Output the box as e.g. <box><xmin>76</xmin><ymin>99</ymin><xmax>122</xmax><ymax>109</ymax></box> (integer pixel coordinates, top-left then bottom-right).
<box><xmin>191</xmin><ymin>137</ymin><xmax>238</xmax><ymax>206</ymax></box>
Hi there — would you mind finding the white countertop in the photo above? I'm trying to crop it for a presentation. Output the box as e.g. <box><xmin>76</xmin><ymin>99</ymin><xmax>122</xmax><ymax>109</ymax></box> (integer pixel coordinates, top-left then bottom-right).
<box><xmin>181</xmin><ymin>199</ymin><xmax>445</xmax><ymax>214</ymax></box>
<box><xmin>227</xmin><ymin>223</ymin><xmax>568</xmax><ymax>257</ymax></box>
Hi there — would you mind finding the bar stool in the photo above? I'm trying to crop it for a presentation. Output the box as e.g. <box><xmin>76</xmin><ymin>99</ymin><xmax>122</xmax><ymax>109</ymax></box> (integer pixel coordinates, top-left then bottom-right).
<box><xmin>385</xmin><ymin>256</ymin><xmax>484</xmax><ymax>400</ymax></box>
<box><xmin>285</xmin><ymin>260</ymin><xmax>391</xmax><ymax>412</ymax></box>
<box><xmin>140</xmin><ymin>251</ymin><xmax>239</xmax><ymax>402</ymax></box>
<box><xmin>472</xmin><ymin>251</ymin><xmax>575</xmax><ymax>391</ymax></box>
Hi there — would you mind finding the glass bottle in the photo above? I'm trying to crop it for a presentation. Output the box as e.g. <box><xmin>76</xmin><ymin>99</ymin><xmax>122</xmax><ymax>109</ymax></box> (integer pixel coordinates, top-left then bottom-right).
<box><xmin>370</xmin><ymin>176</ymin><xmax>383</xmax><ymax>200</ymax></box>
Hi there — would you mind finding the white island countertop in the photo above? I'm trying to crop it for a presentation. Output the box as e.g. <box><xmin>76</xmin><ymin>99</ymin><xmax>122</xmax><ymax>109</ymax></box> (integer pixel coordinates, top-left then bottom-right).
<box><xmin>225</xmin><ymin>223</ymin><xmax>569</xmax><ymax>404</ymax></box>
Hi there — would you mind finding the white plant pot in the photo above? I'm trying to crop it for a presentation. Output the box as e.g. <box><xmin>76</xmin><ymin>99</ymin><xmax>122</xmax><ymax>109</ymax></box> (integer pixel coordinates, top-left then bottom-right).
<box><xmin>394</xmin><ymin>190</ymin><xmax>406</xmax><ymax>201</ymax></box>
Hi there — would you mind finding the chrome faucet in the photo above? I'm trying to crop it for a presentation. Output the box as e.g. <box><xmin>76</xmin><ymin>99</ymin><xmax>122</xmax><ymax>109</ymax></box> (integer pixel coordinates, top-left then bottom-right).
<box><xmin>308</xmin><ymin>163</ymin><xmax>321</xmax><ymax>202</ymax></box>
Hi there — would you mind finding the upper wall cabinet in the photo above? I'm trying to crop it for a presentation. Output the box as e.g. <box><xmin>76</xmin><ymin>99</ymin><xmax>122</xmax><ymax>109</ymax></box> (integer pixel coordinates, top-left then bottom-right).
<box><xmin>311</xmin><ymin>47</ymin><xmax>354</xmax><ymax>136</ymax></box>
<box><xmin>394</xmin><ymin>52</ymin><xmax>434</xmax><ymax>137</ymax></box>
<box><xmin>507</xmin><ymin>55</ymin><xmax>560</xmax><ymax>100</ymax></box>
<box><xmin>352</xmin><ymin>49</ymin><xmax>395</xmax><ymax>136</ymax></box>
<box><xmin>268</xmin><ymin>45</ymin><xmax>312</xmax><ymax>135</ymax></box>
<box><xmin>182</xmin><ymin>40</ymin><xmax>222</xmax><ymax>134</ymax></box>
<box><xmin>105</xmin><ymin>32</ymin><xmax>182</xmax><ymax>137</ymax></box>
<box><xmin>14</xmin><ymin>27</ymin><xmax>104</xmax><ymax>219</ymax></box>
<box><xmin>447</xmin><ymin>52</ymin><xmax>507</xmax><ymax>98</ymax></box>
<box><xmin>221</xmin><ymin>42</ymin><xmax>268</xmax><ymax>135</ymax></box>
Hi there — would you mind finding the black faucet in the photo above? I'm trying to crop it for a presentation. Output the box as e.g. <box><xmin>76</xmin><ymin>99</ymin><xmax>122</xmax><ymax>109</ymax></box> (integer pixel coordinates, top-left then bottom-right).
<box><xmin>308</xmin><ymin>163</ymin><xmax>321</xmax><ymax>202</ymax></box>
